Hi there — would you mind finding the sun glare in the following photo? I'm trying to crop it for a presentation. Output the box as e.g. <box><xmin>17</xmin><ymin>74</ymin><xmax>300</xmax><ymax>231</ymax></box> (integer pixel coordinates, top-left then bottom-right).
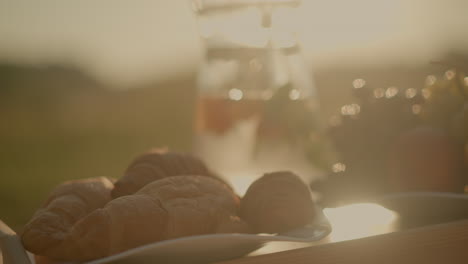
<box><xmin>228</xmin><ymin>175</ymin><xmax>254</xmax><ymax>196</ymax></box>
<box><xmin>323</xmin><ymin>203</ymin><xmax>398</xmax><ymax>242</ymax></box>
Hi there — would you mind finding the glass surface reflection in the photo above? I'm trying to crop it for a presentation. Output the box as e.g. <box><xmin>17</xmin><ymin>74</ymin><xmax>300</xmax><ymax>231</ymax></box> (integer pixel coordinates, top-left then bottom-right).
<box><xmin>251</xmin><ymin>203</ymin><xmax>399</xmax><ymax>256</ymax></box>
<box><xmin>323</xmin><ymin>203</ymin><xmax>398</xmax><ymax>242</ymax></box>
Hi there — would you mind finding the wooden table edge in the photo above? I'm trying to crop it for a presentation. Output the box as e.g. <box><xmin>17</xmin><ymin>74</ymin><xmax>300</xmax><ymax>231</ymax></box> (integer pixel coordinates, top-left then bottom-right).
<box><xmin>214</xmin><ymin>219</ymin><xmax>468</xmax><ymax>264</ymax></box>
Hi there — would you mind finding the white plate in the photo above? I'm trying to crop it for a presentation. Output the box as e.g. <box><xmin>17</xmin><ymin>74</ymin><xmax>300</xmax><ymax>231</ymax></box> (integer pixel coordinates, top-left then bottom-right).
<box><xmin>1</xmin><ymin>207</ymin><xmax>330</xmax><ymax>264</ymax></box>
<box><xmin>83</xmin><ymin>207</ymin><xmax>331</xmax><ymax>264</ymax></box>
<box><xmin>374</xmin><ymin>192</ymin><xmax>468</xmax><ymax>228</ymax></box>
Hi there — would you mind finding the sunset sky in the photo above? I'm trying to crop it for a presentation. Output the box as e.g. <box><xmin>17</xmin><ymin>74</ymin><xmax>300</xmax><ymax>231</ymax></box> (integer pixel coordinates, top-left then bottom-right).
<box><xmin>1</xmin><ymin>0</ymin><xmax>467</xmax><ymax>87</ymax></box>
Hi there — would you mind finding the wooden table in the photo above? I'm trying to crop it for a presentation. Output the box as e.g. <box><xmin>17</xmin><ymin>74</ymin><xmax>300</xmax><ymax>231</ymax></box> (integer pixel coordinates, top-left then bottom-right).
<box><xmin>214</xmin><ymin>219</ymin><xmax>468</xmax><ymax>264</ymax></box>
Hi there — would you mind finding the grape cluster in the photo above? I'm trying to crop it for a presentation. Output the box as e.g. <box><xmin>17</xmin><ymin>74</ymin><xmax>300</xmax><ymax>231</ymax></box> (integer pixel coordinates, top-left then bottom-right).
<box><xmin>312</xmin><ymin>70</ymin><xmax>468</xmax><ymax>207</ymax></box>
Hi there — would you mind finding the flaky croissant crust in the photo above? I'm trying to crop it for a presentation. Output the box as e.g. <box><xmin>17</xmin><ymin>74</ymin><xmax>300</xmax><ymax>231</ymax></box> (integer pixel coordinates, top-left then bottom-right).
<box><xmin>111</xmin><ymin>150</ymin><xmax>221</xmax><ymax>198</ymax></box>
<box><xmin>23</xmin><ymin>175</ymin><xmax>243</xmax><ymax>261</ymax></box>
<box><xmin>21</xmin><ymin>177</ymin><xmax>114</xmax><ymax>259</ymax></box>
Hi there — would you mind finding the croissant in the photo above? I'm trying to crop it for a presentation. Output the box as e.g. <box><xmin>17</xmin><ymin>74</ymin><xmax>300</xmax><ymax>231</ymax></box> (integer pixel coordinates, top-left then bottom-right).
<box><xmin>111</xmin><ymin>149</ymin><xmax>222</xmax><ymax>198</ymax></box>
<box><xmin>137</xmin><ymin>175</ymin><xmax>241</xmax><ymax>240</ymax></box>
<box><xmin>240</xmin><ymin>171</ymin><xmax>316</xmax><ymax>234</ymax></box>
<box><xmin>24</xmin><ymin>175</ymin><xmax>241</xmax><ymax>261</ymax></box>
<box><xmin>21</xmin><ymin>177</ymin><xmax>114</xmax><ymax>260</ymax></box>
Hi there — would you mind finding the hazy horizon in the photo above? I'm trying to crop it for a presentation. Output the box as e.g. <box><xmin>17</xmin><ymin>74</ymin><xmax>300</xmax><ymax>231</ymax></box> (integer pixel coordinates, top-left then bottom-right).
<box><xmin>1</xmin><ymin>0</ymin><xmax>467</xmax><ymax>87</ymax></box>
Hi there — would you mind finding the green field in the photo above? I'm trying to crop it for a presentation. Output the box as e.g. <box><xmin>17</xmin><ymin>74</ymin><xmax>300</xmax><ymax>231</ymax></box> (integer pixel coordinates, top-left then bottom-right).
<box><xmin>0</xmin><ymin>65</ymin><xmax>195</xmax><ymax>229</ymax></box>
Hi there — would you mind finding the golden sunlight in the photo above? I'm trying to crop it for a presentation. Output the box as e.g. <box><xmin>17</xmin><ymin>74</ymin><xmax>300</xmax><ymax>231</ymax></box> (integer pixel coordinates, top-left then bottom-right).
<box><xmin>199</xmin><ymin>6</ymin><xmax>269</xmax><ymax>47</ymax></box>
<box><xmin>251</xmin><ymin>203</ymin><xmax>399</xmax><ymax>256</ymax></box>
<box><xmin>228</xmin><ymin>174</ymin><xmax>254</xmax><ymax>196</ymax></box>
<box><xmin>323</xmin><ymin>203</ymin><xmax>398</xmax><ymax>242</ymax></box>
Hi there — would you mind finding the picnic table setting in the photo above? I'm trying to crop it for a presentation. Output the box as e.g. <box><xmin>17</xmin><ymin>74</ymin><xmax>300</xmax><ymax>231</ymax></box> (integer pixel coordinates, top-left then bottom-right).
<box><xmin>1</xmin><ymin>0</ymin><xmax>468</xmax><ymax>263</ymax></box>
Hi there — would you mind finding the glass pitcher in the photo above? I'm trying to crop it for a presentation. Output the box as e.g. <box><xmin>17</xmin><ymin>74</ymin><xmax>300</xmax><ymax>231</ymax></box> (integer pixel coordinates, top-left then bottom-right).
<box><xmin>192</xmin><ymin>0</ymin><xmax>324</xmax><ymax>195</ymax></box>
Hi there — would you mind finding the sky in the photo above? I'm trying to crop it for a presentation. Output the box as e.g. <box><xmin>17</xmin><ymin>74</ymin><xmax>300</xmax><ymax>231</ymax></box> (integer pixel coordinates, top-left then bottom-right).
<box><xmin>1</xmin><ymin>0</ymin><xmax>467</xmax><ymax>87</ymax></box>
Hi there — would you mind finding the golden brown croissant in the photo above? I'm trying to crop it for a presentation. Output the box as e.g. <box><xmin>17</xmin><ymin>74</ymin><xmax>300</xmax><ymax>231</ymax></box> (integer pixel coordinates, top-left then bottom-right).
<box><xmin>137</xmin><ymin>175</ymin><xmax>240</xmax><ymax>240</ymax></box>
<box><xmin>240</xmin><ymin>171</ymin><xmax>316</xmax><ymax>234</ymax></box>
<box><xmin>25</xmin><ymin>175</ymin><xmax>241</xmax><ymax>261</ymax></box>
<box><xmin>111</xmin><ymin>149</ymin><xmax>222</xmax><ymax>198</ymax></box>
<box><xmin>21</xmin><ymin>177</ymin><xmax>114</xmax><ymax>260</ymax></box>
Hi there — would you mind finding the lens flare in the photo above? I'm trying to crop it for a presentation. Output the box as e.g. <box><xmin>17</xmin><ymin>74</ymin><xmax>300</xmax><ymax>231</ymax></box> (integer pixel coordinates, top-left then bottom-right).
<box><xmin>324</xmin><ymin>203</ymin><xmax>398</xmax><ymax>242</ymax></box>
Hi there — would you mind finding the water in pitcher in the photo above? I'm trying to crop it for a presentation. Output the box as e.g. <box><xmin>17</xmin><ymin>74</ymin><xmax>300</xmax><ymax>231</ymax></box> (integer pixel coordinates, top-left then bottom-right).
<box><xmin>194</xmin><ymin>92</ymin><xmax>323</xmax><ymax>195</ymax></box>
